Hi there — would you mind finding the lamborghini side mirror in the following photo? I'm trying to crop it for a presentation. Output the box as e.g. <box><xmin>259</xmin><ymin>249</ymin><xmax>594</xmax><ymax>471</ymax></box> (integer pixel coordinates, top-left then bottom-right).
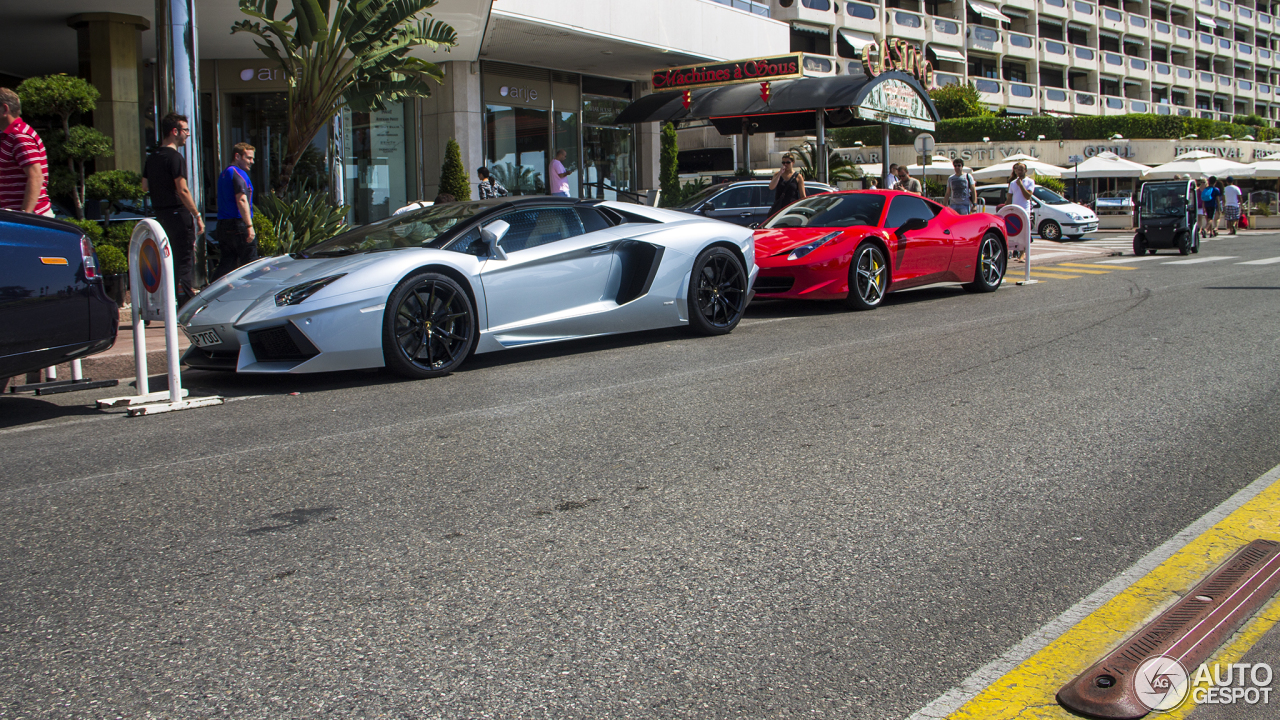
<box><xmin>481</xmin><ymin>220</ymin><xmax>511</xmax><ymax>261</ymax></box>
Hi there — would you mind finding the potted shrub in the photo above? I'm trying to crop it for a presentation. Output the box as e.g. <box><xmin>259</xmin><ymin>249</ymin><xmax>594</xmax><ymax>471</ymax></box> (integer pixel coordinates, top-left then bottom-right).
<box><xmin>95</xmin><ymin>244</ymin><xmax>129</xmax><ymax>306</ymax></box>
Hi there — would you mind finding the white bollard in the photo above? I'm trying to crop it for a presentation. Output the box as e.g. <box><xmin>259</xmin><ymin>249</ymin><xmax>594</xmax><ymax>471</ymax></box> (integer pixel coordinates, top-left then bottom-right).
<box><xmin>997</xmin><ymin>205</ymin><xmax>1036</xmax><ymax>285</ymax></box>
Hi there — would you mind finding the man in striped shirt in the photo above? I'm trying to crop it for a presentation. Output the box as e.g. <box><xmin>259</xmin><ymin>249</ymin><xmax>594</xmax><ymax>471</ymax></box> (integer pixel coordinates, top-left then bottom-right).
<box><xmin>0</xmin><ymin>88</ymin><xmax>52</xmax><ymax>216</ymax></box>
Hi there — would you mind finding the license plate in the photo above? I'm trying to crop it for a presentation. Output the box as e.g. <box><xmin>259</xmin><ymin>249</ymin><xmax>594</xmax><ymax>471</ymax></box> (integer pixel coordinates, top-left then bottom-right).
<box><xmin>188</xmin><ymin>328</ymin><xmax>223</xmax><ymax>348</ymax></box>
<box><xmin>1082</xmin><ymin>224</ymin><xmax>1097</xmax><ymax>232</ymax></box>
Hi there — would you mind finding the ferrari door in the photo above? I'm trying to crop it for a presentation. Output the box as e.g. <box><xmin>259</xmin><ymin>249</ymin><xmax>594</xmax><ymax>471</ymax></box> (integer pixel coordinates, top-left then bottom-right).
<box><xmin>478</xmin><ymin>206</ymin><xmax>619</xmax><ymax>343</ymax></box>
<box><xmin>883</xmin><ymin>195</ymin><xmax>953</xmax><ymax>282</ymax></box>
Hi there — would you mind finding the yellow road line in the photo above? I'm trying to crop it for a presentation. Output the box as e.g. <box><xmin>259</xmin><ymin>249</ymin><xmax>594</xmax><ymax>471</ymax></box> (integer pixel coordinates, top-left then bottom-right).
<box><xmin>1059</xmin><ymin>263</ymin><xmax>1136</xmax><ymax>271</ymax></box>
<box><xmin>945</xmin><ymin>470</ymin><xmax>1280</xmax><ymax>719</ymax></box>
<box><xmin>1044</xmin><ymin>266</ymin><xmax>1112</xmax><ymax>274</ymax></box>
<box><xmin>1026</xmin><ymin>271</ymin><xmax>1080</xmax><ymax>279</ymax></box>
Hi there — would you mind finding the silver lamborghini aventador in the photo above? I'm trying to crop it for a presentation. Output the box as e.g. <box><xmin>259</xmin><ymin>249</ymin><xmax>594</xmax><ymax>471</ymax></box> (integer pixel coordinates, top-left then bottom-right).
<box><xmin>179</xmin><ymin>196</ymin><xmax>756</xmax><ymax>379</ymax></box>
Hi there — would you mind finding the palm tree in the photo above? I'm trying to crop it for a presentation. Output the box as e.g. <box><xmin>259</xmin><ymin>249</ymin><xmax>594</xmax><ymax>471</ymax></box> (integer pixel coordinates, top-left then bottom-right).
<box><xmin>233</xmin><ymin>0</ymin><xmax>457</xmax><ymax>191</ymax></box>
<box><xmin>790</xmin><ymin>141</ymin><xmax>861</xmax><ymax>184</ymax></box>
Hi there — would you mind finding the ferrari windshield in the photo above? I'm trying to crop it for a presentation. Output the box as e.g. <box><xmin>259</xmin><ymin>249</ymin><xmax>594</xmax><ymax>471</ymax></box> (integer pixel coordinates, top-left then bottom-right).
<box><xmin>301</xmin><ymin>202</ymin><xmax>489</xmax><ymax>257</ymax></box>
<box><xmin>1143</xmin><ymin>185</ymin><xmax>1189</xmax><ymax>216</ymax></box>
<box><xmin>1032</xmin><ymin>187</ymin><xmax>1071</xmax><ymax>205</ymax></box>
<box><xmin>762</xmin><ymin>193</ymin><xmax>886</xmax><ymax>229</ymax></box>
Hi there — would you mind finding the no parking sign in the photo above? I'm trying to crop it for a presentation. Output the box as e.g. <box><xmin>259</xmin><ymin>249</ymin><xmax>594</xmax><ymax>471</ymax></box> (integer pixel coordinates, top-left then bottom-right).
<box><xmin>997</xmin><ymin>205</ymin><xmax>1031</xmax><ymax>255</ymax></box>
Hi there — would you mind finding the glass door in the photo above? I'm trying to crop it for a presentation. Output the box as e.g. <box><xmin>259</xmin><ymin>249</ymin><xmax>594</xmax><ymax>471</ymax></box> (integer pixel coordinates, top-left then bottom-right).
<box><xmin>582</xmin><ymin>95</ymin><xmax>635</xmax><ymax>201</ymax></box>
<box><xmin>485</xmin><ymin>104</ymin><xmax>549</xmax><ymax>195</ymax></box>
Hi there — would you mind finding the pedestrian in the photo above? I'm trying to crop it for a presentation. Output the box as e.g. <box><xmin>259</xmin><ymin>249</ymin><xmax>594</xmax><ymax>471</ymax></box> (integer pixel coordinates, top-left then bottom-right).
<box><xmin>1223</xmin><ymin>176</ymin><xmax>1242</xmax><ymax>235</ymax></box>
<box><xmin>866</xmin><ymin>177</ymin><xmax>878</xmax><ymax>190</ymax></box>
<box><xmin>943</xmin><ymin>157</ymin><xmax>975</xmax><ymax>214</ymax></box>
<box><xmin>477</xmin><ymin>166</ymin><xmax>508</xmax><ymax>199</ymax></box>
<box><xmin>768</xmin><ymin>153</ymin><xmax>806</xmax><ymax>217</ymax></box>
<box><xmin>1210</xmin><ymin>176</ymin><xmax>1225</xmax><ymax>236</ymax></box>
<box><xmin>0</xmin><ymin>87</ymin><xmax>52</xmax><ymax>216</ymax></box>
<box><xmin>549</xmin><ymin>149</ymin><xmax>573</xmax><ymax>197</ymax></box>
<box><xmin>886</xmin><ymin>163</ymin><xmax>900</xmax><ymax>190</ymax></box>
<box><xmin>1200</xmin><ymin>176</ymin><xmax>1219</xmax><ymax>237</ymax></box>
<box><xmin>1195</xmin><ymin>177</ymin><xmax>1209</xmax><ymax>237</ymax></box>
<box><xmin>433</xmin><ymin>193</ymin><xmax>455</xmax><ymax>204</ymax></box>
<box><xmin>894</xmin><ymin>165</ymin><xmax>922</xmax><ymax>195</ymax></box>
<box><xmin>1007</xmin><ymin>162</ymin><xmax>1036</xmax><ymax>259</ymax></box>
<box><xmin>212</xmin><ymin>143</ymin><xmax>256</xmax><ymax>281</ymax></box>
<box><xmin>141</xmin><ymin>112</ymin><xmax>204</xmax><ymax>303</ymax></box>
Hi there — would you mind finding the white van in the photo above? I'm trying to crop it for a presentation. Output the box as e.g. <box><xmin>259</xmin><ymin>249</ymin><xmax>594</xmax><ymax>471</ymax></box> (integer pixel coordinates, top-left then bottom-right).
<box><xmin>974</xmin><ymin>184</ymin><xmax>1099</xmax><ymax>241</ymax></box>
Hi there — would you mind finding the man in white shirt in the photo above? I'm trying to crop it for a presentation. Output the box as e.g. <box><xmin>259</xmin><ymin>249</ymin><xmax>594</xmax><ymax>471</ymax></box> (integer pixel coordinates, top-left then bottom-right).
<box><xmin>1223</xmin><ymin>177</ymin><xmax>1242</xmax><ymax>235</ymax></box>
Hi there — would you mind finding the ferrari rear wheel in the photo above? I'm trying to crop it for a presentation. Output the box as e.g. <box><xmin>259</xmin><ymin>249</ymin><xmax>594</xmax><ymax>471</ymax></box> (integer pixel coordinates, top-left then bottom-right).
<box><xmin>844</xmin><ymin>241</ymin><xmax>888</xmax><ymax>311</ymax></box>
<box><xmin>963</xmin><ymin>232</ymin><xmax>1005</xmax><ymax>293</ymax></box>
<box><xmin>383</xmin><ymin>271</ymin><xmax>476</xmax><ymax>379</ymax></box>
<box><xmin>688</xmin><ymin>246</ymin><xmax>747</xmax><ymax>335</ymax></box>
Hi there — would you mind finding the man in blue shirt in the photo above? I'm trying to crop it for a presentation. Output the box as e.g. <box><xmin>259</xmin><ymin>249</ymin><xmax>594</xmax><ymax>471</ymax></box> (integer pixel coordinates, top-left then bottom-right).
<box><xmin>213</xmin><ymin>142</ymin><xmax>256</xmax><ymax>280</ymax></box>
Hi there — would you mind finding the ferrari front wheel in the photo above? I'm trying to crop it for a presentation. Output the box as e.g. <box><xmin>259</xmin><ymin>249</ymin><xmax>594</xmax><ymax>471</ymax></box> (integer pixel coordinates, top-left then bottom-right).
<box><xmin>844</xmin><ymin>241</ymin><xmax>888</xmax><ymax>311</ymax></box>
<box><xmin>963</xmin><ymin>232</ymin><xmax>1005</xmax><ymax>293</ymax></box>
<box><xmin>688</xmin><ymin>246</ymin><xmax>747</xmax><ymax>335</ymax></box>
<box><xmin>383</xmin><ymin>271</ymin><xmax>476</xmax><ymax>379</ymax></box>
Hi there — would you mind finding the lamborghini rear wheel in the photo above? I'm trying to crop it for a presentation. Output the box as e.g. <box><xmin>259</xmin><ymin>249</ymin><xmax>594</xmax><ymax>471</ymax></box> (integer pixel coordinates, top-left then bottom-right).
<box><xmin>383</xmin><ymin>271</ymin><xmax>476</xmax><ymax>379</ymax></box>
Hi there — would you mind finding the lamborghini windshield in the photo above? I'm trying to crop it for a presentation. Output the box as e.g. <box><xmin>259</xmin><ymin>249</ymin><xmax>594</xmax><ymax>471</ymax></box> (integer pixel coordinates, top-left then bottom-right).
<box><xmin>1143</xmin><ymin>185</ymin><xmax>1188</xmax><ymax>217</ymax></box>
<box><xmin>300</xmin><ymin>202</ymin><xmax>490</xmax><ymax>257</ymax></box>
<box><xmin>762</xmin><ymin>193</ymin><xmax>886</xmax><ymax>229</ymax></box>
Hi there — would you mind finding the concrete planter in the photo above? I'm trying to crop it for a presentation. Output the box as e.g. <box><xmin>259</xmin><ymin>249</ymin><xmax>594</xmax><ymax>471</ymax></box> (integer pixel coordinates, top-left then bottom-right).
<box><xmin>1246</xmin><ymin>215</ymin><xmax>1280</xmax><ymax>229</ymax></box>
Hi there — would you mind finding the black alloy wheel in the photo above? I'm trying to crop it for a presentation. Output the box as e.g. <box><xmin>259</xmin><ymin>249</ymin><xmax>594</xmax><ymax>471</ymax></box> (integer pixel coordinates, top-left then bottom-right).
<box><xmin>383</xmin><ymin>271</ymin><xmax>475</xmax><ymax>379</ymax></box>
<box><xmin>964</xmin><ymin>232</ymin><xmax>1006</xmax><ymax>293</ymax></box>
<box><xmin>688</xmin><ymin>246</ymin><xmax>747</xmax><ymax>335</ymax></box>
<box><xmin>1039</xmin><ymin>219</ymin><xmax>1063</xmax><ymax>242</ymax></box>
<box><xmin>1177</xmin><ymin>230</ymin><xmax>1192</xmax><ymax>256</ymax></box>
<box><xmin>844</xmin><ymin>240</ymin><xmax>889</xmax><ymax>311</ymax></box>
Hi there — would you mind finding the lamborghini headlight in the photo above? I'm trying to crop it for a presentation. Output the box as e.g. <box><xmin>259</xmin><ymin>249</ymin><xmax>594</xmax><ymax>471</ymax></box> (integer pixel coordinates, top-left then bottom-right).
<box><xmin>786</xmin><ymin>231</ymin><xmax>843</xmax><ymax>261</ymax></box>
<box><xmin>275</xmin><ymin>274</ymin><xmax>346</xmax><ymax>306</ymax></box>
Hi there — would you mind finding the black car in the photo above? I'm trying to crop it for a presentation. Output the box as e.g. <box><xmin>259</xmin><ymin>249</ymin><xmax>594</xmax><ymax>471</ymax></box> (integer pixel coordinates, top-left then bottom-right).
<box><xmin>1133</xmin><ymin>180</ymin><xmax>1201</xmax><ymax>256</ymax></box>
<box><xmin>671</xmin><ymin>179</ymin><xmax>836</xmax><ymax>226</ymax></box>
<box><xmin>0</xmin><ymin>210</ymin><xmax>118</xmax><ymax>386</ymax></box>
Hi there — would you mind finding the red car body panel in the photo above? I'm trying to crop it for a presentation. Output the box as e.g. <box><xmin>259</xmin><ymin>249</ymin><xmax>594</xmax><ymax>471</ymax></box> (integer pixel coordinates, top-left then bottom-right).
<box><xmin>752</xmin><ymin>190</ymin><xmax>1006</xmax><ymax>301</ymax></box>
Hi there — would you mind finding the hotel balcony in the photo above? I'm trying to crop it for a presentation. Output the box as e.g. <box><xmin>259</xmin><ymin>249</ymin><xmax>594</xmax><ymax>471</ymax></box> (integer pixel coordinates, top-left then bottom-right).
<box><xmin>1073</xmin><ymin>92</ymin><xmax>1100</xmax><ymax>114</ymax></box>
<box><xmin>930</xmin><ymin>16</ymin><xmax>964</xmax><ymax>45</ymax></box>
<box><xmin>1007</xmin><ymin>81</ymin><xmax>1038</xmax><ymax>110</ymax></box>
<box><xmin>971</xmin><ymin>77</ymin><xmax>1003</xmax><ymax>105</ymax></box>
<box><xmin>1196</xmin><ymin>70</ymin><xmax>1216</xmax><ymax>91</ymax></box>
<box><xmin>1153</xmin><ymin>62</ymin><xmax>1175</xmax><ymax>84</ymax></box>
<box><xmin>1126</xmin><ymin>56</ymin><xmax>1152</xmax><ymax>82</ymax></box>
<box><xmin>1100</xmin><ymin>6</ymin><xmax>1126</xmax><ymax>33</ymax></box>
<box><xmin>1259</xmin><ymin>48</ymin><xmax>1275</xmax><ymax>67</ymax></box>
<box><xmin>1042</xmin><ymin>86</ymin><xmax>1073</xmax><ymax>112</ymax></box>
<box><xmin>840</xmin><ymin>1</ymin><xmax>881</xmax><ymax>34</ymax></box>
<box><xmin>1041</xmin><ymin>39</ymin><xmax>1070</xmax><ymax>63</ymax></box>
<box><xmin>1126</xmin><ymin>13</ymin><xmax>1151</xmax><ymax>40</ymax></box>
<box><xmin>1197</xmin><ymin>31</ymin><xmax>1217</xmax><ymax>54</ymax></box>
<box><xmin>1215</xmin><ymin>36</ymin><xmax>1234</xmax><ymax>58</ymax></box>
<box><xmin>1007</xmin><ymin>32</ymin><xmax>1035</xmax><ymax>58</ymax></box>
<box><xmin>1041</xmin><ymin>0</ymin><xmax>1070</xmax><ymax>21</ymax></box>
<box><xmin>772</xmin><ymin>0</ymin><xmax>837</xmax><ymax>25</ymax></box>
<box><xmin>1172</xmin><ymin>25</ymin><xmax>1195</xmax><ymax>50</ymax></box>
<box><xmin>1069</xmin><ymin>1</ymin><xmax>1098</xmax><ymax>26</ymax></box>
<box><xmin>1236</xmin><ymin>79</ymin><xmax>1256</xmax><ymax>99</ymax></box>
<box><xmin>1102</xmin><ymin>95</ymin><xmax>1127</xmax><ymax>114</ymax></box>
<box><xmin>1261</xmin><ymin>13</ymin><xmax>1275</xmax><ymax>35</ymax></box>
<box><xmin>1174</xmin><ymin>65</ymin><xmax>1195</xmax><ymax>86</ymax></box>
<box><xmin>967</xmin><ymin>25</ymin><xmax>1004</xmax><ymax>55</ymax></box>
<box><xmin>1218</xmin><ymin>74</ymin><xmax>1234</xmax><ymax>94</ymax></box>
<box><xmin>1128</xmin><ymin>98</ymin><xmax>1150</xmax><ymax>113</ymax></box>
<box><xmin>1212</xmin><ymin>0</ymin><xmax>1232</xmax><ymax>21</ymax></box>
<box><xmin>1102</xmin><ymin>51</ymin><xmax>1127</xmax><ymax>74</ymax></box>
<box><xmin>1003</xmin><ymin>0</ymin><xmax>1038</xmax><ymax>13</ymax></box>
<box><xmin>1152</xmin><ymin>19</ymin><xmax>1173</xmax><ymax>43</ymax></box>
<box><xmin>886</xmin><ymin>9</ymin><xmax>927</xmax><ymax>43</ymax></box>
<box><xmin>1239</xmin><ymin>43</ymin><xmax>1255</xmax><ymax>64</ymax></box>
<box><xmin>1260</xmin><ymin>84</ymin><xmax>1274</xmax><ymax>100</ymax></box>
<box><xmin>1070</xmin><ymin>44</ymin><xmax>1100</xmax><ymax>71</ymax></box>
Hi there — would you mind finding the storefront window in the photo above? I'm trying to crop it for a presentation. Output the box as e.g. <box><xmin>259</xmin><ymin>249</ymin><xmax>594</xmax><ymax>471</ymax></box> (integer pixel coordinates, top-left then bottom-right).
<box><xmin>581</xmin><ymin>95</ymin><xmax>634</xmax><ymax>201</ymax></box>
<box><xmin>485</xmin><ymin>104</ymin><xmax>549</xmax><ymax>195</ymax></box>
<box><xmin>343</xmin><ymin>102</ymin><xmax>413</xmax><ymax>224</ymax></box>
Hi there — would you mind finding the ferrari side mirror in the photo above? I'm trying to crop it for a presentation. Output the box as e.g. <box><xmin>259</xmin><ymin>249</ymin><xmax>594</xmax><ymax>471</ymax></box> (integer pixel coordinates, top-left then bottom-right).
<box><xmin>481</xmin><ymin>220</ymin><xmax>511</xmax><ymax>261</ymax></box>
<box><xmin>895</xmin><ymin>217</ymin><xmax>928</xmax><ymax>238</ymax></box>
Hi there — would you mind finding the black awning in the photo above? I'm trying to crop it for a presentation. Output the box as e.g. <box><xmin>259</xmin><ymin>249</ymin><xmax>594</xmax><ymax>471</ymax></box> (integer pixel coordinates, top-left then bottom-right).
<box><xmin>616</xmin><ymin>70</ymin><xmax>940</xmax><ymax>135</ymax></box>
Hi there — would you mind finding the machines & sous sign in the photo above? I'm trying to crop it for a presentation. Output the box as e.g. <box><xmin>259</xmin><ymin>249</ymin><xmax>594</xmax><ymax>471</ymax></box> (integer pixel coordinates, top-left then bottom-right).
<box><xmin>652</xmin><ymin>55</ymin><xmax>804</xmax><ymax>91</ymax></box>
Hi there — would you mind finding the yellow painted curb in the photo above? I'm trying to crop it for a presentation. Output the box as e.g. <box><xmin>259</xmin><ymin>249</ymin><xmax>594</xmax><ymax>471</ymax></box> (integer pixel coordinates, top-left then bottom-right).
<box><xmin>946</xmin><ymin>475</ymin><xmax>1280</xmax><ymax>720</ymax></box>
<box><xmin>1060</xmin><ymin>263</ymin><xmax>1137</xmax><ymax>271</ymax></box>
<box><xmin>1026</xmin><ymin>271</ymin><xmax>1081</xmax><ymax>279</ymax></box>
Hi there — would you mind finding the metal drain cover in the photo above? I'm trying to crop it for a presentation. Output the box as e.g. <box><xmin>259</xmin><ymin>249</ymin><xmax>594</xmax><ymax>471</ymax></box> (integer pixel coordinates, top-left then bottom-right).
<box><xmin>1057</xmin><ymin>539</ymin><xmax>1280</xmax><ymax>719</ymax></box>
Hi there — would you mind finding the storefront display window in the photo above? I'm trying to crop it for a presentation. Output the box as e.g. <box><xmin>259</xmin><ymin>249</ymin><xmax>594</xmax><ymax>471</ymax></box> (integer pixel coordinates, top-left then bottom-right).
<box><xmin>343</xmin><ymin>102</ymin><xmax>414</xmax><ymax>224</ymax></box>
<box><xmin>582</xmin><ymin>94</ymin><xmax>634</xmax><ymax>201</ymax></box>
<box><xmin>485</xmin><ymin>104</ymin><xmax>549</xmax><ymax>195</ymax></box>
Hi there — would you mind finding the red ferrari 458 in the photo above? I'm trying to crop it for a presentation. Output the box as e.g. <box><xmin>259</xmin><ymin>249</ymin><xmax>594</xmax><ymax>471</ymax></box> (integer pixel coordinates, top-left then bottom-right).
<box><xmin>751</xmin><ymin>190</ymin><xmax>1008</xmax><ymax>310</ymax></box>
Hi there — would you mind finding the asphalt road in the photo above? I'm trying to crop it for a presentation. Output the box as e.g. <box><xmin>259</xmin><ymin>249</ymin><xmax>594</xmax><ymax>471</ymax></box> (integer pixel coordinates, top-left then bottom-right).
<box><xmin>3</xmin><ymin>233</ymin><xmax>1280</xmax><ymax>719</ymax></box>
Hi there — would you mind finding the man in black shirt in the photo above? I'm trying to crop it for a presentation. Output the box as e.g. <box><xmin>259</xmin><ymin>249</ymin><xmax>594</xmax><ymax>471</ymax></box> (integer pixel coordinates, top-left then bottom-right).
<box><xmin>141</xmin><ymin>112</ymin><xmax>204</xmax><ymax>303</ymax></box>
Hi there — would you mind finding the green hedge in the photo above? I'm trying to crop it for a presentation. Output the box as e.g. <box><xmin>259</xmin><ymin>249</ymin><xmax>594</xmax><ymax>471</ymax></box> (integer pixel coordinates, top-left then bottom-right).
<box><xmin>830</xmin><ymin>113</ymin><xmax>1278</xmax><ymax>148</ymax></box>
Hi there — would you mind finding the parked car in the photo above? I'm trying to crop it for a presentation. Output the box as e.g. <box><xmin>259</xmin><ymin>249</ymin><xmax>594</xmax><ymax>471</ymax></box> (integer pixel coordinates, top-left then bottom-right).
<box><xmin>752</xmin><ymin>190</ymin><xmax>1007</xmax><ymax>310</ymax></box>
<box><xmin>1133</xmin><ymin>179</ymin><xmax>1200</xmax><ymax>256</ymax></box>
<box><xmin>0</xmin><ymin>210</ymin><xmax>119</xmax><ymax>388</ymax></box>
<box><xmin>671</xmin><ymin>179</ymin><xmax>836</xmax><ymax>226</ymax></box>
<box><xmin>974</xmin><ymin>184</ymin><xmax>1099</xmax><ymax>240</ymax></box>
<box><xmin>180</xmin><ymin>196</ymin><xmax>756</xmax><ymax>379</ymax></box>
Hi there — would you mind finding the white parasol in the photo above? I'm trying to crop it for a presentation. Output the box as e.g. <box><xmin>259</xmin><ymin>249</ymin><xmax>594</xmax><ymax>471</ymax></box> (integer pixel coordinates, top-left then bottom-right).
<box><xmin>971</xmin><ymin>156</ymin><xmax>1064</xmax><ymax>181</ymax></box>
<box><xmin>1142</xmin><ymin>150</ymin><xmax>1255</xmax><ymax>179</ymax></box>
<box><xmin>1063</xmin><ymin>151</ymin><xmax>1151</xmax><ymax>178</ymax></box>
<box><xmin>907</xmin><ymin>156</ymin><xmax>971</xmax><ymax>176</ymax></box>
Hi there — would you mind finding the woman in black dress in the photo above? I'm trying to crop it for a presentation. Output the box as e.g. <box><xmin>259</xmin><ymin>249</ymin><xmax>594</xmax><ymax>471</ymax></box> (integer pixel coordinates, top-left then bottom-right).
<box><xmin>768</xmin><ymin>153</ymin><xmax>807</xmax><ymax>217</ymax></box>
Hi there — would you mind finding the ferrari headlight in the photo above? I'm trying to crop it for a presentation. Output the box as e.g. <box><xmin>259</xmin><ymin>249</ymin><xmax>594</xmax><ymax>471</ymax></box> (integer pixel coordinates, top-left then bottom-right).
<box><xmin>275</xmin><ymin>274</ymin><xmax>346</xmax><ymax>306</ymax></box>
<box><xmin>786</xmin><ymin>231</ymin><xmax>843</xmax><ymax>261</ymax></box>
